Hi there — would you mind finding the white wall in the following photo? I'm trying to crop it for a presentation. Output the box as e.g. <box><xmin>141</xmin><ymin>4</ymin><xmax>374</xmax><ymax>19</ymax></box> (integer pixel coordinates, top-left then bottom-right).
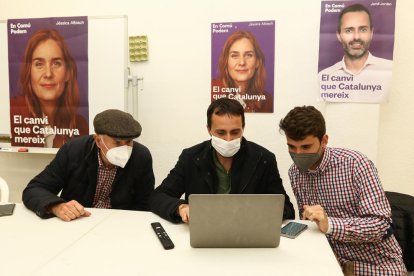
<box><xmin>1</xmin><ymin>0</ymin><xmax>413</xmax><ymax>208</ymax></box>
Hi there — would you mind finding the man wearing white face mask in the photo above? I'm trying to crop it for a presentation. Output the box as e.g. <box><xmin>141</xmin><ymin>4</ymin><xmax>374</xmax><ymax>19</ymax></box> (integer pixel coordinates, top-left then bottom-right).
<box><xmin>149</xmin><ymin>98</ymin><xmax>295</xmax><ymax>223</ymax></box>
<box><xmin>23</xmin><ymin>109</ymin><xmax>155</xmax><ymax>222</ymax></box>
<box><xmin>279</xmin><ymin>106</ymin><xmax>406</xmax><ymax>275</ymax></box>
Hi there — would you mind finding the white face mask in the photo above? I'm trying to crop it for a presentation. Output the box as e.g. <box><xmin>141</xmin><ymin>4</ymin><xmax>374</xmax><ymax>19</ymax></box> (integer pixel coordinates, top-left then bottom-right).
<box><xmin>100</xmin><ymin>137</ymin><xmax>133</xmax><ymax>168</ymax></box>
<box><xmin>211</xmin><ymin>135</ymin><xmax>241</xmax><ymax>157</ymax></box>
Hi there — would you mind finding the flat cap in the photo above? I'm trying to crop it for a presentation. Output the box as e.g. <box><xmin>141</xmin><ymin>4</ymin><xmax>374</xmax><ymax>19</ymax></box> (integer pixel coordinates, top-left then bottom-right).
<box><xmin>93</xmin><ymin>109</ymin><xmax>142</xmax><ymax>139</ymax></box>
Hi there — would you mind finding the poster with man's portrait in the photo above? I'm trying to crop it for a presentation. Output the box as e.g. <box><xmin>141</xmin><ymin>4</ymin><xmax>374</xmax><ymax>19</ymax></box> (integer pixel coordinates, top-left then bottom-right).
<box><xmin>318</xmin><ymin>0</ymin><xmax>396</xmax><ymax>103</ymax></box>
<box><xmin>8</xmin><ymin>16</ymin><xmax>89</xmax><ymax>148</ymax></box>
<box><xmin>211</xmin><ymin>20</ymin><xmax>275</xmax><ymax>113</ymax></box>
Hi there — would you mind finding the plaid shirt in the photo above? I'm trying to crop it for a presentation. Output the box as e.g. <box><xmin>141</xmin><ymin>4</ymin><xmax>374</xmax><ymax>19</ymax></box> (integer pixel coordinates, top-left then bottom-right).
<box><xmin>289</xmin><ymin>147</ymin><xmax>407</xmax><ymax>275</ymax></box>
<box><xmin>92</xmin><ymin>151</ymin><xmax>118</xmax><ymax>208</ymax></box>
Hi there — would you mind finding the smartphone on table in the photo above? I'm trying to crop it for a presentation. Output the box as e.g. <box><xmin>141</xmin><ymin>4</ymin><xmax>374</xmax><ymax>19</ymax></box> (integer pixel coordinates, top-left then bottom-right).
<box><xmin>0</xmin><ymin>203</ymin><xmax>16</xmax><ymax>217</ymax></box>
<box><xmin>281</xmin><ymin>221</ymin><xmax>308</xmax><ymax>239</ymax></box>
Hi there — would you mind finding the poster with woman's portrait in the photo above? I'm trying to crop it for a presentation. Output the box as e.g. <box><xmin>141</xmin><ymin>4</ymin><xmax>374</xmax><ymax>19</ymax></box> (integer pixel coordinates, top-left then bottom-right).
<box><xmin>8</xmin><ymin>16</ymin><xmax>89</xmax><ymax>148</ymax></box>
<box><xmin>211</xmin><ymin>20</ymin><xmax>275</xmax><ymax>113</ymax></box>
<box><xmin>318</xmin><ymin>0</ymin><xmax>396</xmax><ymax>103</ymax></box>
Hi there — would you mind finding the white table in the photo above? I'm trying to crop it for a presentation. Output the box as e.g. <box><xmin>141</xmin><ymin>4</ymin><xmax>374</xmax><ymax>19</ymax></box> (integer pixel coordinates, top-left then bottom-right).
<box><xmin>1</xmin><ymin>204</ymin><xmax>342</xmax><ymax>276</ymax></box>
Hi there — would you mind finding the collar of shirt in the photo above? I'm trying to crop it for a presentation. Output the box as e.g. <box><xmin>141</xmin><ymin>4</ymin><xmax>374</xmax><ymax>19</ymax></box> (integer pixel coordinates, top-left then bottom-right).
<box><xmin>302</xmin><ymin>147</ymin><xmax>332</xmax><ymax>175</ymax></box>
<box><xmin>212</xmin><ymin>151</ymin><xmax>231</xmax><ymax>194</ymax></box>
<box><xmin>97</xmin><ymin>149</ymin><xmax>117</xmax><ymax>170</ymax></box>
<box><xmin>97</xmin><ymin>149</ymin><xmax>105</xmax><ymax>168</ymax></box>
<box><xmin>338</xmin><ymin>52</ymin><xmax>375</xmax><ymax>75</ymax></box>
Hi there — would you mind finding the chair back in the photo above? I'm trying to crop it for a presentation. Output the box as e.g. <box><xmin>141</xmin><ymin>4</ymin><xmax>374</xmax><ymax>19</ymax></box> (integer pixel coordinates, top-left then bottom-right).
<box><xmin>0</xmin><ymin>177</ymin><xmax>10</xmax><ymax>202</ymax></box>
<box><xmin>386</xmin><ymin>191</ymin><xmax>414</xmax><ymax>272</ymax></box>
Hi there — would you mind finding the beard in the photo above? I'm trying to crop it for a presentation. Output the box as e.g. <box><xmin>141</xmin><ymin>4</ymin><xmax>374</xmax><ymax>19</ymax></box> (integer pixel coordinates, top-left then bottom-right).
<box><xmin>342</xmin><ymin>39</ymin><xmax>371</xmax><ymax>60</ymax></box>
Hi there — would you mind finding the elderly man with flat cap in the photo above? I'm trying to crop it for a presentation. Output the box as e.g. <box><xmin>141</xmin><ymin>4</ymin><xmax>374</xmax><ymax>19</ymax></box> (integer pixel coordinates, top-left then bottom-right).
<box><xmin>23</xmin><ymin>109</ymin><xmax>155</xmax><ymax>222</ymax></box>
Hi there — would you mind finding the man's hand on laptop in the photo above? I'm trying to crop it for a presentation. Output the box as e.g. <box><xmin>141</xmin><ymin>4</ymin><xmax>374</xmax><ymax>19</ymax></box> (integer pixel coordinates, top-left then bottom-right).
<box><xmin>177</xmin><ymin>203</ymin><xmax>190</xmax><ymax>223</ymax></box>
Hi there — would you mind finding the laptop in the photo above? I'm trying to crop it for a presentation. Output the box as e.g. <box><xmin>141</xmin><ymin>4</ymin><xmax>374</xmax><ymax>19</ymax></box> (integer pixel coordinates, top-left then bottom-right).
<box><xmin>189</xmin><ymin>194</ymin><xmax>285</xmax><ymax>248</ymax></box>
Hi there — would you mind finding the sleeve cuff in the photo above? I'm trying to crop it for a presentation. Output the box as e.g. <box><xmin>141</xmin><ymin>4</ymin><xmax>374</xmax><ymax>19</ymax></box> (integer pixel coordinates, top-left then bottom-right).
<box><xmin>169</xmin><ymin>199</ymin><xmax>187</xmax><ymax>223</ymax></box>
<box><xmin>327</xmin><ymin>217</ymin><xmax>346</xmax><ymax>240</ymax></box>
<box><xmin>325</xmin><ymin>217</ymin><xmax>333</xmax><ymax>234</ymax></box>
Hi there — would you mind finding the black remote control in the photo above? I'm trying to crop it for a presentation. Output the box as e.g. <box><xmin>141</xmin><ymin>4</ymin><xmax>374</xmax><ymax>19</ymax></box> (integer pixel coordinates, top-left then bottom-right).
<box><xmin>151</xmin><ymin>222</ymin><xmax>174</xmax><ymax>250</ymax></box>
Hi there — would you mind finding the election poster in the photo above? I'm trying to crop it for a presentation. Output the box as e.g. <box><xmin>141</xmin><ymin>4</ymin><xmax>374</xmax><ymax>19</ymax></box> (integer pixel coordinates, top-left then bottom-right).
<box><xmin>8</xmin><ymin>16</ymin><xmax>89</xmax><ymax>148</ymax></box>
<box><xmin>211</xmin><ymin>20</ymin><xmax>275</xmax><ymax>113</ymax></box>
<box><xmin>318</xmin><ymin>0</ymin><xmax>396</xmax><ymax>103</ymax></box>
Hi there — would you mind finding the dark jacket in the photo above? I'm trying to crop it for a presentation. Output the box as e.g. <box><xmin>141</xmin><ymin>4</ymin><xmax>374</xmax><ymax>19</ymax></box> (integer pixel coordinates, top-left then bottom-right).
<box><xmin>386</xmin><ymin>191</ymin><xmax>414</xmax><ymax>271</ymax></box>
<box><xmin>149</xmin><ymin>138</ymin><xmax>295</xmax><ymax>222</ymax></box>
<box><xmin>22</xmin><ymin>135</ymin><xmax>155</xmax><ymax>218</ymax></box>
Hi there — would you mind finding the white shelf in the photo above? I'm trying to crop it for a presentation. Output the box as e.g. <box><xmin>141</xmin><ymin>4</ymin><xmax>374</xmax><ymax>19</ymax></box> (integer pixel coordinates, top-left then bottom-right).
<box><xmin>0</xmin><ymin>143</ymin><xmax>58</xmax><ymax>154</ymax></box>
